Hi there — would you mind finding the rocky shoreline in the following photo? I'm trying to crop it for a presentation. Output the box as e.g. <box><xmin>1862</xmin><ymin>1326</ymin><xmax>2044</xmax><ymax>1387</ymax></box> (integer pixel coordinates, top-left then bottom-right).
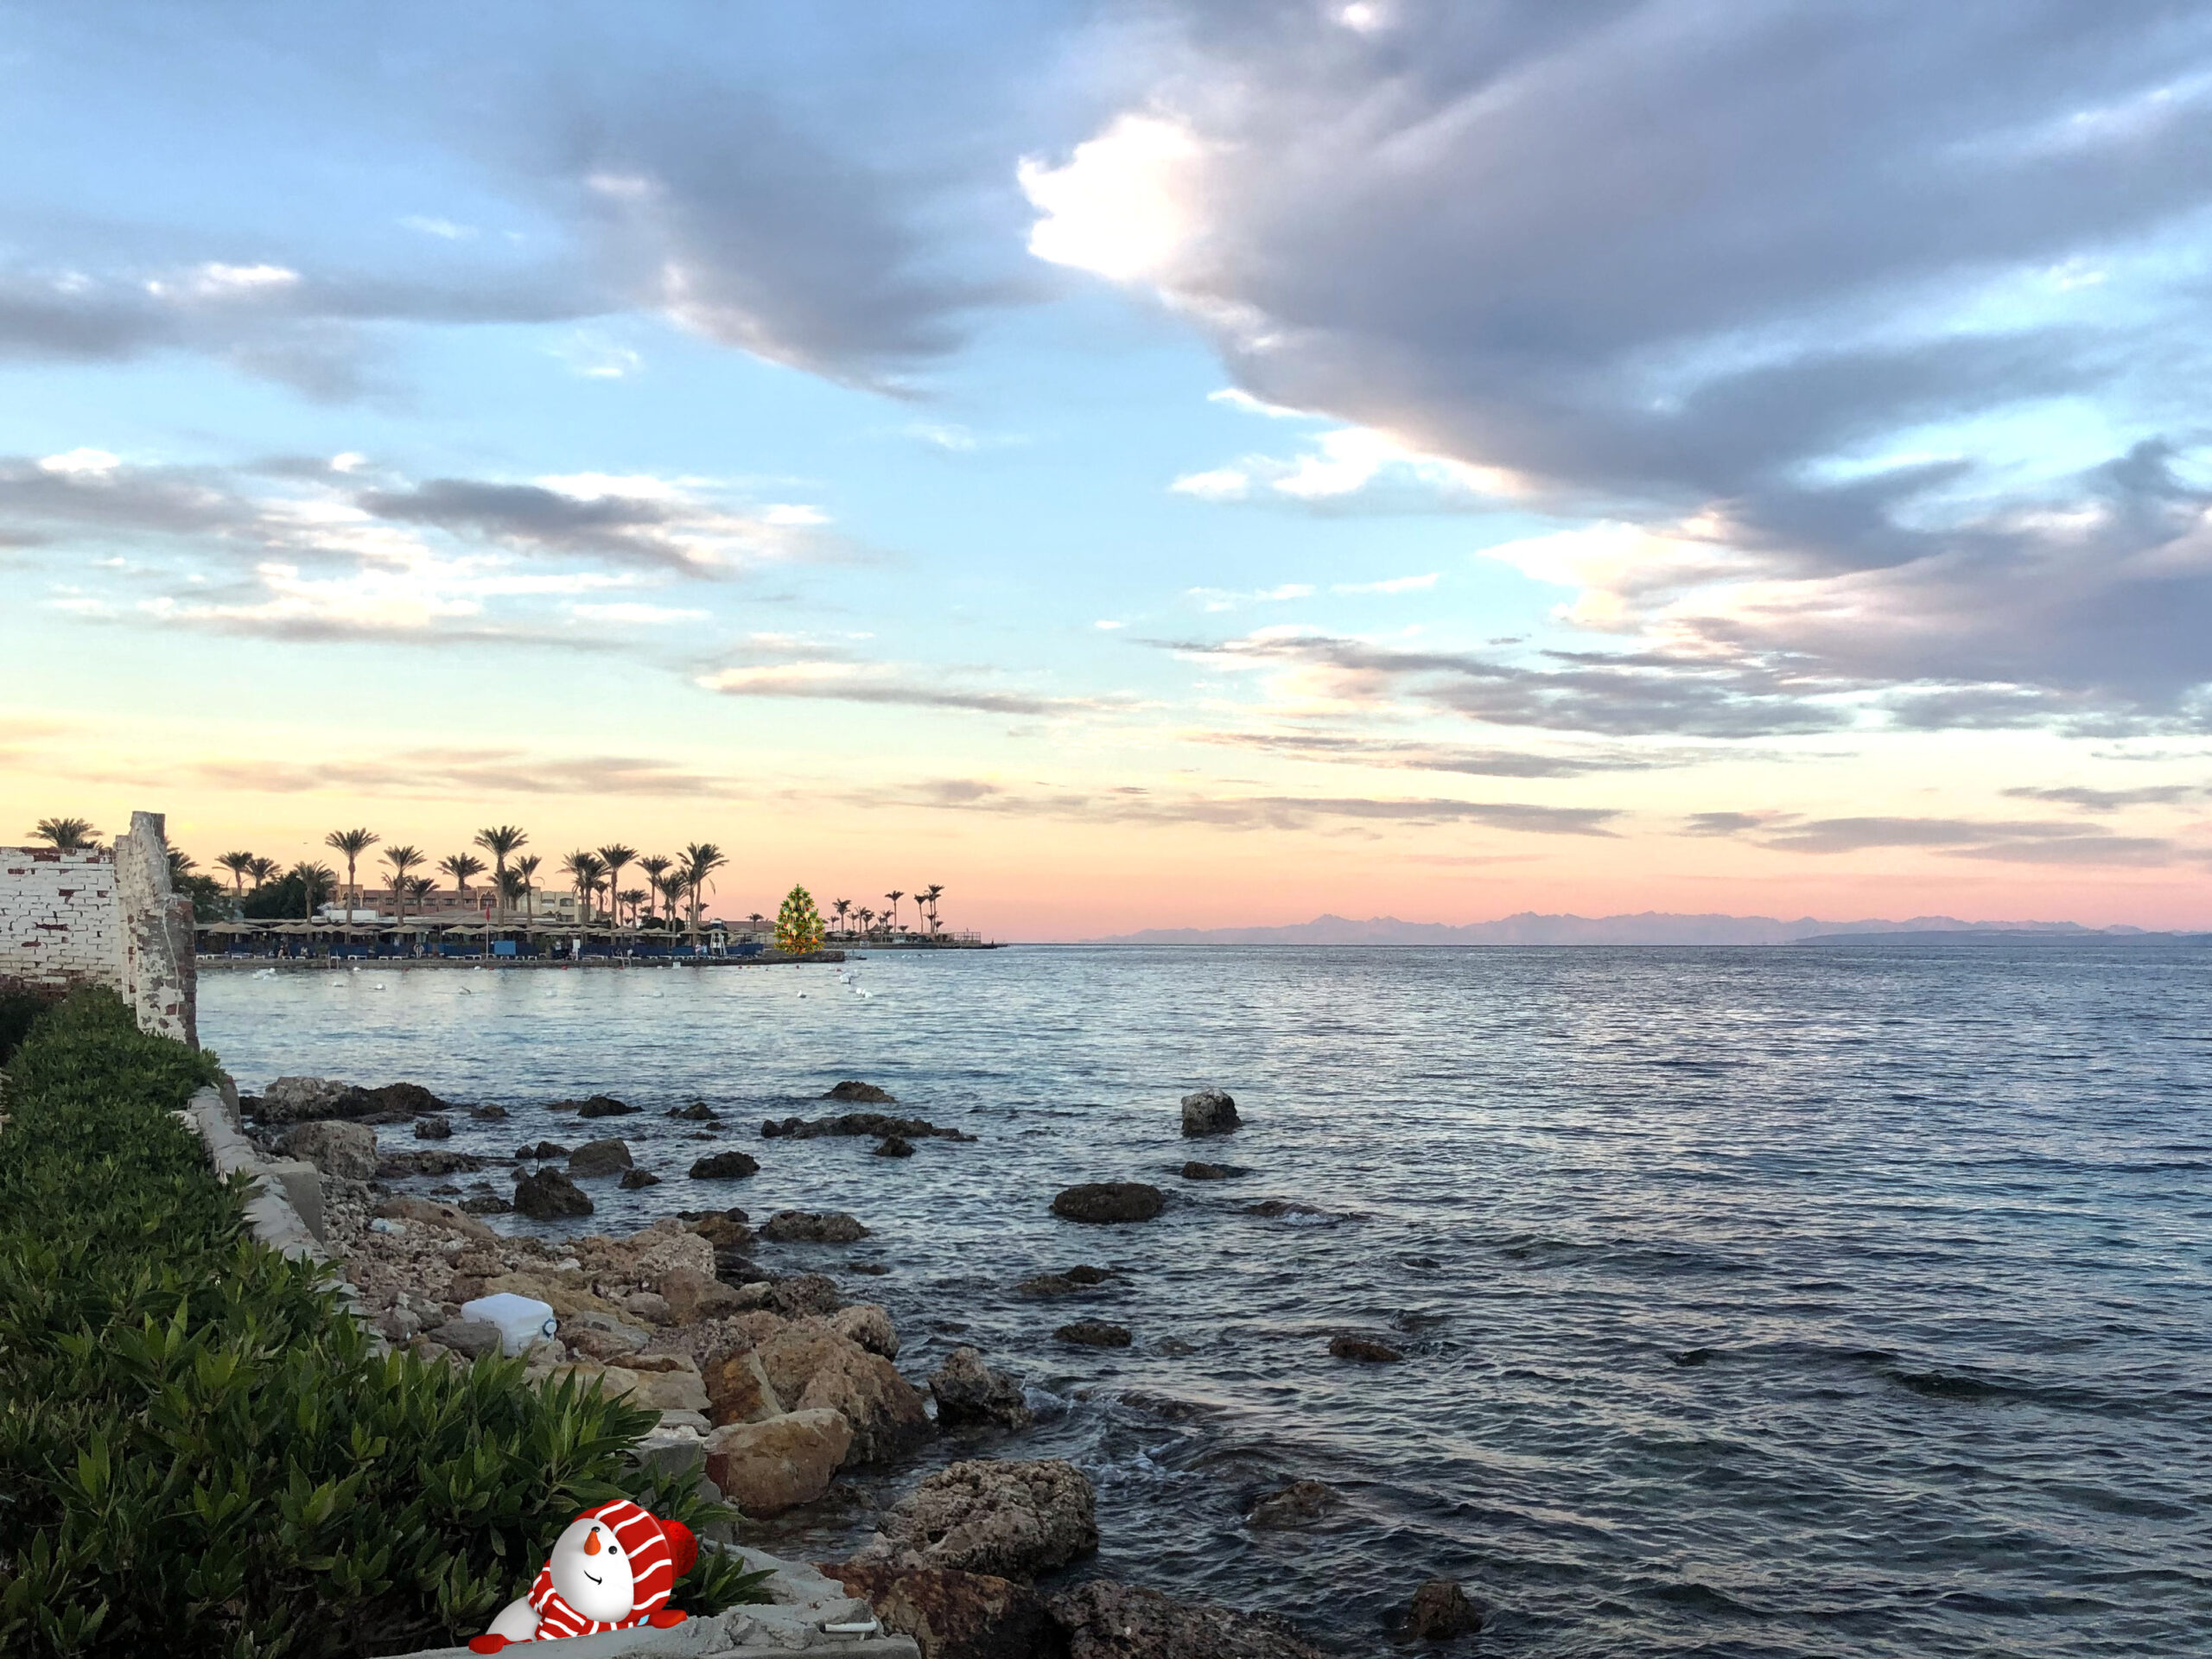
<box><xmin>242</xmin><ymin>1074</ymin><xmax>1483</xmax><ymax>1658</ymax></box>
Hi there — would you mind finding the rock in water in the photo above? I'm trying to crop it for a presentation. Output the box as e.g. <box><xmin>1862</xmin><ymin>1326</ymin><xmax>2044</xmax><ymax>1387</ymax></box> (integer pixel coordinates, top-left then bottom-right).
<box><xmin>1051</xmin><ymin>1183</ymin><xmax>1164</xmax><ymax>1224</ymax></box>
<box><xmin>822</xmin><ymin>1562</ymin><xmax>1065</xmax><ymax>1659</ymax></box>
<box><xmin>378</xmin><ymin>1149</ymin><xmax>486</xmax><ymax>1179</ymax></box>
<box><xmin>690</xmin><ymin>1151</ymin><xmax>761</xmax><ymax>1179</ymax></box>
<box><xmin>762</xmin><ymin>1209</ymin><xmax>869</xmax><ymax>1243</ymax></box>
<box><xmin>619</xmin><ymin>1167</ymin><xmax>661</xmax><ymax>1188</ymax></box>
<box><xmin>1328</xmin><ymin>1335</ymin><xmax>1403</xmax><ymax>1363</ymax></box>
<box><xmin>1180</xmin><ymin>1160</ymin><xmax>1235</xmax><ymax>1180</ymax></box>
<box><xmin>874</xmin><ymin>1135</ymin><xmax>915</xmax><ymax>1158</ymax></box>
<box><xmin>881</xmin><ymin>1459</ymin><xmax>1097</xmax><ymax>1580</ymax></box>
<box><xmin>1246</xmin><ymin>1479</ymin><xmax>1339</xmax><ymax>1529</ymax></box>
<box><xmin>825</xmin><ymin>1079</ymin><xmax>897</xmax><ymax>1104</ymax></box>
<box><xmin>513</xmin><ymin>1168</ymin><xmax>594</xmax><ymax>1219</ymax></box>
<box><xmin>668</xmin><ymin>1101</ymin><xmax>719</xmax><ymax>1122</ymax></box>
<box><xmin>574</xmin><ymin>1095</ymin><xmax>639</xmax><ymax>1118</ymax></box>
<box><xmin>691</xmin><ymin>1209</ymin><xmax>753</xmax><ymax>1247</ymax></box>
<box><xmin>1402</xmin><ymin>1579</ymin><xmax>1484</xmax><ymax>1640</ymax></box>
<box><xmin>469</xmin><ymin>1103</ymin><xmax>508</xmax><ymax>1120</ymax></box>
<box><xmin>831</xmin><ymin>1302</ymin><xmax>900</xmax><ymax>1358</ymax></box>
<box><xmin>413</xmin><ymin>1115</ymin><xmax>453</xmax><ymax>1140</ymax></box>
<box><xmin>763</xmin><ymin>1111</ymin><xmax>975</xmax><ymax>1142</ymax></box>
<box><xmin>703</xmin><ymin>1408</ymin><xmax>853</xmax><ymax>1516</ymax></box>
<box><xmin>567</xmin><ymin>1137</ymin><xmax>633</xmax><ymax>1178</ymax></box>
<box><xmin>753</xmin><ymin>1320</ymin><xmax>929</xmax><ymax>1462</ymax></box>
<box><xmin>1015</xmin><ymin>1265</ymin><xmax>1117</xmax><ymax>1297</ymax></box>
<box><xmin>930</xmin><ymin>1347</ymin><xmax>1034</xmax><ymax>1431</ymax></box>
<box><xmin>1049</xmin><ymin>1581</ymin><xmax>1330</xmax><ymax>1659</ymax></box>
<box><xmin>283</xmin><ymin>1119</ymin><xmax>377</xmax><ymax>1180</ymax></box>
<box><xmin>516</xmin><ymin>1140</ymin><xmax>569</xmax><ymax>1160</ymax></box>
<box><xmin>1055</xmin><ymin>1322</ymin><xmax>1131</xmax><ymax>1348</ymax></box>
<box><xmin>1180</xmin><ymin>1088</ymin><xmax>1241</xmax><ymax>1138</ymax></box>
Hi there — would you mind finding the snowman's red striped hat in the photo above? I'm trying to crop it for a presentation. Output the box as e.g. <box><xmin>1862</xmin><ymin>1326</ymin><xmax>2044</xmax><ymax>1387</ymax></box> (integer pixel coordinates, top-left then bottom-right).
<box><xmin>528</xmin><ymin>1500</ymin><xmax>697</xmax><ymax>1638</ymax></box>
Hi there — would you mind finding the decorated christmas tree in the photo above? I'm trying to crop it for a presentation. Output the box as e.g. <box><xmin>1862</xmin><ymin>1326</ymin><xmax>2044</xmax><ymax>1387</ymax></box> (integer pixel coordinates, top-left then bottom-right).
<box><xmin>775</xmin><ymin>884</ymin><xmax>825</xmax><ymax>954</ymax></box>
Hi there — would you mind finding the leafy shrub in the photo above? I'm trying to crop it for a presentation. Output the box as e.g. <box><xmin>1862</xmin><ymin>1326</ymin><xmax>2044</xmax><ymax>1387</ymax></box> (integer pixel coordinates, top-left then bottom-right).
<box><xmin>0</xmin><ymin>989</ymin><xmax>768</xmax><ymax>1657</ymax></box>
<box><xmin>0</xmin><ymin>976</ymin><xmax>60</xmax><ymax>1065</ymax></box>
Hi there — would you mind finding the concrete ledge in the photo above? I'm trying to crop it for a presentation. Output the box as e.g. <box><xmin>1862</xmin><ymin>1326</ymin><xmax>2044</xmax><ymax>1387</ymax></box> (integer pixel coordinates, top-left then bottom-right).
<box><xmin>391</xmin><ymin>1548</ymin><xmax>918</xmax><ymax>1658</ymax></box>
<box><xmin>179</xmin><ymin>1082</ymin><xmax>330</xmax><ymax>1265</ymax></box>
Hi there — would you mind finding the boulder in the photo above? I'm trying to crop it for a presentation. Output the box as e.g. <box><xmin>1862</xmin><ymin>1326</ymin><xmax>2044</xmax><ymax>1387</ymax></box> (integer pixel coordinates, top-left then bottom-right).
<box><xmin>668</xmin><ymin>1102</ymin><xmax>719</xmax><ymax>1122</ymax></box>
<box><xmin>754</xmin><ymin>1320</ymin><xmax>930</xmax><ymax>1463</ymax></box>
<box><xmin>929</xmin><ymin>1348</ymin><xmax>1033</xmax><ymax>1432</ymax></box>
<box><xmin>283</xmin><ymin>1119</ymin><xmax>378</xmax><ymax>1180</ymax></box>
<box><xmin>690</xmin><ymin>1151</ymin><xmax>761</xmax><ymax>1180</ymax></box>
<box><xmin>702</xmin><ymin>1408</ymin><xmax>852</xmax><ymax>1516</ymax></box>
<box><xmin>372</xmin><ymin>1195</ymin><xmax>499</xmax><ymax>1243</ymax></box>
<box><xmin>691</xmin><ymin>1210</ymin><xmax>753</xmax><ymax>1246</ymax></box>
<box><xmin>831</xmin><ymin>1302</ymin><xmax>900</xmax><ymax>1358</ymax></box>
<box><xmin>252</xmin><ymin>1077</ymin><xmax>363</xmax><ymax>1122</ymax></box>
<box><xmin>1328</xmin><ymin>1335</ymin><xmax>1402</xmax><ymax>1363</ymax></box>
<box><xmin>1054</xmin><ymin>1322</ymin><xmax>1131</xmax><ymax>1349</ymax></box>
<box><xmin>874</xmin><ymin>1135</ymin><xmax>915</xmax><ymax>1158</ymax></box>
<box><xmin>627</xmin><ymin>1223</ymin><xmax>715</xmax><ymax>1281</ymax></box>
<box><xmin>826</xmin><ymin>1079</ymin><xmax>897</xmax><ymax>1103</ymax></box>
<box><xmin>1402</xmin><ymin>1580</ymin><xmax>1484</xmax><ymax>1641</ymax></box>
<box><xmin>563</xmin><ymin>1318</ymin><xmax>650</xmax><ymax>1363</ymax></box>
<box><xmin>1246</xmin><ymin>1200</ymin><xmax>1331</xmax><ymax>1220</ymax></box>
<box><xmin>620</xmin><ymin>1168</ymin><xmax>662</xmax><ymax>1188</ymax></box>
<box><xmin>822</xmin><ymin>1563</ymin><xmax>1066</xmax><ymax>1659</ymax></box>
<box><xmin>360</xmin><ymin>1081</ymin><xmax>450</xmax><ymax>1116</ymax></box>
<box><xmin>1048</xmin><ymin>1582</ymin><xmax>1329</xmax><ymax>1659</ymax></box>
<box><xmin>1179</xmin><ymin>1161</ymin><xmax>1232</xmax><ymax>1180</ymax></box>
<box><xmin>703</xmin><ymin>1349</ymin><xmax>784</xmax><ymax>1427</ymax></box>
<box><xmin>1015</xmin><ymin>1266</ymin><xmax>1116</xmax><ymax>1298</ymax></box>
<box><xmin>763</xmin><ymin>1210</ymin><xmax>869</xmax><ymax>1243</ymax></box>
<box><xmin>413</xmin><ymin>1116</ymin><xmax>453</xmax><ymax>1141</ymax></box>
<box><xmin>623</xmin><ymin>1291</ymin><xmax>673</xmax><ymax>1325</ymax></box>
<box><xmin>617</xmin><ymin>1365</ymin><xmax>710</xmax><ymax>1414</ymax></box>
<box><xmin>660</xmin><ymin>1265</ymin><xmax>747</xmax><ymax>1324</ymax></box>
<box><xmin>426</xmin><ymin>1319</ymin><xmax>503</xmax><ymax>1361</ymax></box>
<box><xmin>1050</xmin><ymin>1184</ymin><xmax>1163</xmax><ymax>1224</ymax></box>
<box><xmin>461</xmin><ymin>1192</ymin><xmax>514</xmax><ymax>1216</ymax></box>
<box><xmin>576</xmin><ymin>1095</ymin><xmax>639</xmax><ymax>1118</ymax></box>
<box><xmin>513</xmin><ymin>1168</ymin><xmax>594</xmax><ymax>1219</ymax></box>
<box><xmin>517</xmin><ymin>1140</ymin><xmax>569</xmax><ymax>1160</ymax></box>
<box><xmin>483</xmin><ymin>1272</ymin><xmax>622</xmax><ymax>1321</ymax></box>
<box><xmin>470</xmin><ymin>1103</ymin><xmax>509</xmax><ymax>1120</ymax></box>
<box><xmin>769</xmin><ymin>1274</ymin><xmax>846</xmax><ymax>1319</ymax></box>
<box><xmin>882</xmin><ymin>1459</ymin><xmax>1097</xmax><ymax>1580</ymax></box>
<box><xmin>567</xmin><ymin>1137</ymin><xmax>634</xmax><ymax>1179</ymax></box>
<box><xmin>1246</xmin><ymin>1479</ymin><xmax>1339</xmax><ymax>1529</ymax></box>
<box><xmin>1180</xmin><ymin>1089</ymin><xmax>1240</xmax><ymax>1138</ymax></box>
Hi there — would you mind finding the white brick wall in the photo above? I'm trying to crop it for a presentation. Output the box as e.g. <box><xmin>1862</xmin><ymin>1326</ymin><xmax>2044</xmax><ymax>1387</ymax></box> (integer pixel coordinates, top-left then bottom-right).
<box><xmin>1</xmin><ymin>810</ymin><xmax>197</xmax><ymax>1045</ymax></box>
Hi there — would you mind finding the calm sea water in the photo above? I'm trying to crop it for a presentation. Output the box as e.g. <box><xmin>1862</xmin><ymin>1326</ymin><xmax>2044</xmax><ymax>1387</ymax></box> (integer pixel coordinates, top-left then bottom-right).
<box><xmin>200</xmin><ymin>943</ymin><xmax>2212</xmax><ymax>1657</ymax></box>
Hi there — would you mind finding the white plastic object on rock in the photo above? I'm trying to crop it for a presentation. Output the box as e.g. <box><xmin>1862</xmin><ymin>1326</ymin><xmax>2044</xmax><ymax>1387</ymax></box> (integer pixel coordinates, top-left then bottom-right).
<box><xmin>461</xmin><ymin>1292</ymin><xmax>558</xmax><ymax>1355</ymax></box>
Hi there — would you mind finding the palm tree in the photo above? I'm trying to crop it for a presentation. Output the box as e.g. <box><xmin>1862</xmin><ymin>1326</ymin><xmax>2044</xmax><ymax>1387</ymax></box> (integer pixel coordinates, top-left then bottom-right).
<box><xmin>654</xmin><ymin>868</ymin><xmax>687</xmax><ymax>928</ymax></box>
<box><xmin>919</xmin><ymin>883</ymin><xmax>945</xmax><ymax>932</ymax></box>
<box><xmin>247</xmin><ymin>855</ymin><xmax>280</xmax><ymax>891</ymax></box>
<box><xmin>499</xmin><ymin>868</ymin><xmax>528</xmax><ymax>917</ymax></box>
<box><xmin>31</xmin><ymin>817</ymin><xmax>100</xmax><ymax>850</ymax></box>
<box><xmin>216</xmin><ymin>850</ymin><xmax>257</xmax><ymax>904</ymax></box>
<box><xmin>166</xmin><ymin>847</ymin><xmax>197</xmax><ymax>881</ymax></box>
<box><xmin>323</xmin><ymin>828</ymin><xmax>379</xmax><ymax>918</ymax></box>
<box><xmin>403</xmin><ymin>874</ymin><xmax>435</xmax><ymax>910</ymax></box>
<box><xmin>831</xmin><ymin>898</ymin><xmax>852</xmax><ymax>938</ymax></box>
<box><xmin>637</xmin><ymin>855</ymin><xmax>672</xmax><ymax>925</ymax></box>
<box><xmin>474</xmin><ymin>825</ymin><xmax>529</xmax><ymax>921</ymax></box>
<box><xmin>382</xmin><ymin>845</ymin><xmax>423</xmax><ymax>930</ymax></box>
<box><xmin>514</xmin><ymin>854</ymin><xmax>542</xmax><ymax>925</ymax></box>
<box><xmin>883</xmin><ymin>890</ymin><xmax>904</xmax><ymax>933</ymax></box>
<box><xmin>681</xmin><ymin>842</ymin><xmax>727</xmax><ymax>946</ymax></box>
<box><xmin>559</xmin><ymin>850</ymin><xmax>604</xmax><ymax>922</ymax></box>
<box><xmin>595</xmin><ymin>845</ymin><xmax>637</xmax><ymax>925</ymax></box>
<box><xmin>857</xmin><ymin>906</ymin><xmax>876</xmax><ymax>936</ymax></box>
<box><xmin>438</xmin><ymin>851</ymin><xmax>486</xmax><ymax>900</ymax></box>
<box><xmin>620</xmin><ymin>888</ymin><xmax>648</xmax><ymax>927</ymax></box>
<box><xmin>289</xmin><ymin>860</ymin><xmax>336</xmax><ymax>921</ymax></box>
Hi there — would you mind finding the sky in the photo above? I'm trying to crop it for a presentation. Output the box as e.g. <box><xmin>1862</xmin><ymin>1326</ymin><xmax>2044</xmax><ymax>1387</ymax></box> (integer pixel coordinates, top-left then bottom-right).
<box><xmin>3</xmin><ymin>0</ymin><xmax>2210</xmax><ymax>937</ymax></box>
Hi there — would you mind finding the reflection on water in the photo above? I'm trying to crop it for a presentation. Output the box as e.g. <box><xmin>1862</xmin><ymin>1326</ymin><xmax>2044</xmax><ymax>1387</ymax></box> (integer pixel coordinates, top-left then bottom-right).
<box><xmin>202</xmin><ymin>942</ymin><xmax>2212</xmax><ymax>1656</ymax></box>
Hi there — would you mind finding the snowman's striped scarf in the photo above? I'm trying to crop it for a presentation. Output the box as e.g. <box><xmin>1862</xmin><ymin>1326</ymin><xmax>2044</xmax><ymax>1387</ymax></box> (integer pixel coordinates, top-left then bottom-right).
<box><xmin>526</xmin><ymin>1499</ymin><xmax>677</xmax><ymax>1638</ymax></box>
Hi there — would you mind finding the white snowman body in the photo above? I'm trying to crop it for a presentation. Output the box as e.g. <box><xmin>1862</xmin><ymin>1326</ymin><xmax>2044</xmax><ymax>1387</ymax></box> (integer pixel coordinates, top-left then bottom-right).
<box><xmin>485</xmin><ymin>1514</ymin><xmax>639</xmax><ymax>1641</ymax></box>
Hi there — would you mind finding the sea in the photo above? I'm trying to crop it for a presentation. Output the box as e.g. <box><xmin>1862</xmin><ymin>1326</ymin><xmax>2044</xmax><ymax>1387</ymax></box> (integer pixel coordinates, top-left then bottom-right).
<box><xmin>199</xmin><ymin>941</ymin><xmax>2212</xmax><ymax>1657</ymax></box>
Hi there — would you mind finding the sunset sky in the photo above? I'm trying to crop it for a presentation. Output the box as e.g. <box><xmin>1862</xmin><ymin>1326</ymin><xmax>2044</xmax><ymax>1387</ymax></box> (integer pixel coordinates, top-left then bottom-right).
<box><xmin>3</xmin><ymin>3</ymin><xmax>2210</xmax><ymax>936</ymax></box>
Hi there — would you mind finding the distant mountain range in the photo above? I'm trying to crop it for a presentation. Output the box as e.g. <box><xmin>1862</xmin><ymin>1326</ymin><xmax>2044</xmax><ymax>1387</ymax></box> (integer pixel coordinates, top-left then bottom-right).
<box><xmin>1091</xmin><ymin>912</ymin><xmax>2166</xmax><ymax>946</ymax></box>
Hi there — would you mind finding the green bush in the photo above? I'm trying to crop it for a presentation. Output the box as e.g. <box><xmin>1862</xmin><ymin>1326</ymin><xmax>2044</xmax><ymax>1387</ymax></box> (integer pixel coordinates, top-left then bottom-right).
<box><xmin>0</xmin><ymin>977</ymin><xmax>60</xmax><ymax>1065</ymax></box>
<box><xmin>0</xmin><ymin>989</ymin><xmax>767</xmax><ymax>1658</ymax></box>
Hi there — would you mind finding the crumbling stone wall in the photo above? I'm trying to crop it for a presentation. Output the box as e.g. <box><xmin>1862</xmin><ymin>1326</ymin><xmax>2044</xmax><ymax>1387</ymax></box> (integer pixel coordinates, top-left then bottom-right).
<box><xmin>0</xmin><ymin>809</ymin><xmax>196</xmax><ymax>1045</ymax></box>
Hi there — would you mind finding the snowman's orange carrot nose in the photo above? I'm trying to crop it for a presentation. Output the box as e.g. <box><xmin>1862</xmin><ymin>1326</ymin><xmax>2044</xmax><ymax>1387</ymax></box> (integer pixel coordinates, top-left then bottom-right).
<box><xmin>585</xmin><ymin>1530</ymin><xmax>601</xmax><ymax>1556</ymax></box>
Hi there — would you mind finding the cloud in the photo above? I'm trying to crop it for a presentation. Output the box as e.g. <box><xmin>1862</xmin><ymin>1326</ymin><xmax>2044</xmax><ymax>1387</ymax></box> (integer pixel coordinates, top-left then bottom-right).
<box><xmin>855</xmin><ymin>778</ymin><xmax>1622</xmax><ymax>836</ymax></box>
<box><xmin>1693</xmin><ymin>811</ymin><xmax>2185</xmax><ymax>866</ymax></box>
<box><xmin>1332</xmin><ymin>573</ymin><xmax>1439</xmax><ymax>595</ymax></box>
<box><xmin>160</xmin><ymin>749</ymin><xmax>737</xmax><ymax>799</ymax></box>
<box><xmin>1187</xmin><ymin>727</ymin><xmax>1670</xmax><ymax>779</ymax></box>
<box><xmin>697</xmin><ymin>659</ymin><xmax>1095</xmax><ymax>716</ymax></box>
<box><xmin>1034</xmin><ymin>5</ymin><xmax>2212</xmax><ymax>726</ymax></box>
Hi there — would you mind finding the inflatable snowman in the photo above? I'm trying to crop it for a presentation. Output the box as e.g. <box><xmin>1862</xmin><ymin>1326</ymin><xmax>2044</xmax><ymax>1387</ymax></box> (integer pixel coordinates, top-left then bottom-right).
<box><xmin>470</xmin><ymin>1499</ymin><xmax>696</xmax><ymax>1650</ymax></box>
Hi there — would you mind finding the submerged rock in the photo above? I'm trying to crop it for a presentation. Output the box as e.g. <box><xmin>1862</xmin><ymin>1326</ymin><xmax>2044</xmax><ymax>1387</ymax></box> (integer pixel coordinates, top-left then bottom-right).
<box><xmin>1050</xmin><ymin>1581</ymin><xmax>1329</xmax><ymax>1659</ymax></box>
<box><xmin>763</xmin><ymin>1111</ymin><xmax>975</xmax><ymax>1142</ymax></box>
<box><xmin>1051</xmin><ymin>1183</ymin><xmax>1163</xmax><ymax>1224</ymax></box>
<box><xmin>469</xmin><ymin>1103</ymin><xmax>509</xmax><ymax>1120</ymax></box>
<box><xmin>567</xmin><ymin>1137</ymin><xmax>633</xmax><ymax>1178</ymax></box>
<box><xmin>412</xmin><ymin>1115</ymin><xmax>453</xmax><ymax>1140</ymax></box>
<box><xmin>378</xmin><ymin>1148</ymin><xmax>486</xmax><ymax>1179</ymax></box>
<box><xmin>1180</xmin><ymin>1088</ymin><xmax>1241</xmax><ymax>1138</ymax></box>
<box><xmin>516</xmin><ymin>1140</ymin><xmax>569</xmax><ymax>1160</ymax></box>
<box><xmin>513</xmin><ymin>1167</ymin><xmax>594</xmax><ymax>1219</ymax></box>
<box><xmin>763</xmin><ymin>1209</ymin><xmax>869</xmax><ymax>1243</ymax></box>
<box><xmin>1246</xmin><ymin>1479</ymin><xmax>1339</xmax><ymax>1529</ymax></box>
<box><xmin>620</xmin><ymin>1167</ymin><xmax>662</xmax><ymax>1189</ymax></box>
<box><xmin>1402</xmin><ymin>1579</ymin><xmax>1484</xmax><ymax>1640</ymax></box>
<box><xmin>1016</xmin><ymin>1265</ymin><xmax>1117</xmax><ymax>1297</ymax></box>
<box><xmin>879</xmin><ymin>1459</ymin><xmax>1097</xmax><ymax>1580</ymax></box>
<box><xmin>1244</xmin><ymin>1199</ymin><xmax>1331</xmax><ymax>1220</ymax></box>
<box><xmin>929</xmin><ymin>1347</ymin><xmax>1033</xmax><ymax>1431</ymax></box>
<box><xmin>1054</xmin><ymin>1322</ymin><xmax>1132</xmax><ymax>1349</ymax></box>
<box><xmin>1327</xmin><ymin>1335</ymin><xmax>1402</xmax><ymax>1364</ymax></box>
<box><xmin>1180</xmin><ymin>1160</ymin><xmax>1236</xmax><ymax>1180</ymax></box>
<box><xmin>690</xmin><ymin>1150</ymin><xmax>761</xmax><ymax>1179</ymax></box>
<box><xmin>825</xmin><ymin>1079</ymin><xmax>897</xmax><ymax>1104</ymax></box>
<box><xmin>874</xmin><ymin>1135</ymin><xmax>916</xmax><ymax>1158</ymax></box>
<box><xmin>668</xmin><ymin>1100</ymin><xmax>719</xmax><ymax>1121</ymax></box>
